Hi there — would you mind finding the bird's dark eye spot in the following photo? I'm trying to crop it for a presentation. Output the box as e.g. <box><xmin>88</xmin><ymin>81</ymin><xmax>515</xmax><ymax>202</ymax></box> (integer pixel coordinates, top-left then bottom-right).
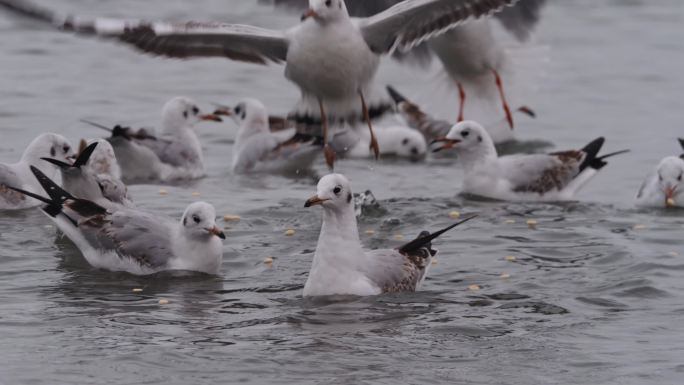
<box><xmin>333</xmin><ymin>186</ymin><xmax>341</xmax><ymax>195</ymax></box>
<box><xmin>192</xmin><ymin>215</ymin><xmax>201</xmax><ymax>224</ymax></box>
<box><xmin>325</xmin><ymin>0</ymin><xmax>332</xmax><ymax>7</ymax></box>
<box><xmin>402</xmin><ymin>138</ymin><xmax>409</xmax><ymax>146</ymax></box>
<box><xmin>183</xmin><ymin>111</ymin><xmax>188</xmax><ymax>118</ymax></box>
<box><xmin>478</xmin><ymin>135</ymin><xmax>483</xmax><ymax>143</ymax></box>
<box><xmin>678</xmin><ymin>173</ymin><xmax>683</xmax><ymax>182</ymax></box>
<box><xmin>63</xmin><ymin>145</ymin><xmax>70</xmax><ymax>154</ymax></box>
<box><xmin>241</xmin><ymin>111</ymin><xmax>246</xmax><ymax>120</ymax></box>
<box><xmin>347</xmin><ymin>193</ymin><xmax>352</xmax><ymax>203</ymax></box>
<box><xmin>192</xmin><ymin>106</ymin><xmax>199</xmax><ymax>115</ymax></box>
<box><xmin>461</xmin><ymin>130</ymin><xmax>470</xmax><ymax>138</ymax></box>
<box><xmin>50</xmin><ymin>147</ymin><xmax>56</xmax><ymax>157</ymax></box>
<box><xmin>659</xmin><ymin>174</ymin><xmax>664</xmax><ymax>182</ymax></box>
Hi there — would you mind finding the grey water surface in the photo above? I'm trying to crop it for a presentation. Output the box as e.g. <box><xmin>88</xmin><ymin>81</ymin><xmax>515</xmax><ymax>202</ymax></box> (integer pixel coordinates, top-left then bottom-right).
<box><xmin>1</xmin><ymin>1</ymin><xmax>684</xmax><ymax>384</ymax></box>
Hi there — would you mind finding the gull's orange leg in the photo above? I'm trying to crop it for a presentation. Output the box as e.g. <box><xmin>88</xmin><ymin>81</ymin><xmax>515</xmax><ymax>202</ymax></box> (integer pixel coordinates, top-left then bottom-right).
<box><xmin>492</xmin><ymin>69</ymin><xmax>514</xmax><ymax>130</ymax></box>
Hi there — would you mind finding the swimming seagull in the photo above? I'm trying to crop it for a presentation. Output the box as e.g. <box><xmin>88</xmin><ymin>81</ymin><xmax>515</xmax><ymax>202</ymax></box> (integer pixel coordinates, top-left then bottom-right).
<box><xmin>77</xmin><ymin>138</ymin><xmax>123</xmax><ymax>181</ymax></box>
<box><xmin>213</xmin><ymin>98</ymin><xmax>322</xmax><ymax>174</ymax></box>
<box><xmin>636</xmin><ymin>140</ymin><xmax>684</xmax><ymax>208</ymax></box>
<box><xmin>432</xmin><ymin>121</ymin><xmax>629</xmax><ymax>202</ymax></box>
<box><xmin>266</xmin><ymin>0</ymin><xmax>546</xmax><ymax>129</ymax></box>
<box><xmin>0</xmin><ymin>133</ymin><xmax>75</xmax><ymax>210</ymax></box>
<box><xmin>81</xmin><ymin>97</ymin><xmax>222</xmax><ymax>183</ymax></box>
<box><xmin>303</xmin><ymin>173</ymin><xmax>476</xmax><ymax>297</ymax></box>
<box><xmin>333</xmin><ymin>124</ymin><xmax>427</xmax><ymax>161</ymax></box>
<box><xmin>0</xmin><ymin>0</ymin><xmax>518</xmax><ymax>168</ymax></box>
<box><xmin>7</xmin><ymin>166</ymin><xmax>225</xmax><ymax>275</ymax></box>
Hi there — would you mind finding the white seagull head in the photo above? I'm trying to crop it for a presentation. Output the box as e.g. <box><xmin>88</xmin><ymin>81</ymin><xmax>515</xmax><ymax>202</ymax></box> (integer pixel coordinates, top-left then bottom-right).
<box><xmin>23</xmin><ymin>133</ymin><xmax>75</xmax><ymax>167</ymax></box>
<box><xmin>305</xmin><ymin>173</ymin><xmax>354</xmax><ymax>212</ymax></box>
<box><xmin>656</xmin><ymin>156</ymin><xmax>684</xmax><ymax>204</ymax></box>
<box><xmin>303</xmin><ymin>0</ymin><xmax>349</xmax><ymax>23</ymax></box>
<box><xmin>161</xmin><ymin>96</ymin><xmax>222</xmax><ymax>134</ymax></box>
<box><xmin>181</xmin><ymin>201</ymin><xmax>226</xmax><ymax>241</ymax></box>
<box><xmin>80</xmin><ymin>139</ymin><xmax>122</xmax><ymax>180</ymax></box>
<box><xmin>434</xmin><ymin>121</ymin><xmax>497</xmax><ymax>162</ymax></box>
<box><xmin>392</xmin><ymin>128</ymin><xmax>427</xmax><ymax>160</ymax></box>
<box><xmin>231</xmin><ymin>98</ymin><xmax>270</xmax><ymax>133</ymax></box>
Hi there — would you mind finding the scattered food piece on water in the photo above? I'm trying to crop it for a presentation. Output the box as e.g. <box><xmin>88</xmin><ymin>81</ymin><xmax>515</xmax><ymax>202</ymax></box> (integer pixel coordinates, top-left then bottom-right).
<box><xmin>449</xmin><ymin>211</ymin><xmax>460</xmax><ymax>219</ymax></box>
<box><xmin>264</xmin><ymin>256</ymin><xmax>274</xmax><ymax>265</ymax></box>
<box><xmin>159</xmin><ymin>189</ymin><xmax>168</xmax><ymax>195</ymax></box>
<box><xmin>285</xmin><ymin>229</ymin><xmax>296</xmax><ymax>236</ymax></box>
<box><xmin>364</xmin><ymin>229</ymin><xmax>375</xmax><ymax>235</ymax></box>
<box><xmin>132</xmin><ymin>288</ymin><xmax>143</xmax><ymax>293</ymax></box>
<box><xmin>667</xmin><ymin>198</ymin><xmax>676</xmax><ymax>207</ymax></box>
<box><xmin>527</xmin><ymin>219</ymin><xmax>538</xmax><ymax>229</ymax></box>
<box><xmin>394</xmin><ymin>234</ymin><xmax>405</xmax><ymax>241</ymax></box>
<box><xmin>158</xmin><ymin>299</ymin><xmax>169</xmax><ymax>305</ymax></box>
<box><xmin>504</xmin><ymin>219</ymin><xmax>516</xmax><ymax>224</ymax></box>
<box><xmin>667</xmin><ymin>251</ymin><xmax>679</xmax><ymax>257</ymax></box>
<box><xmin>431</xmin><ymin>259</ymin><xmax>438</xmax><ymax>265</ymax></box>
<box><xmin>505</xmin><ymin>255</ymin><xmax>517</xmax><ymax>262</ymax></box>
<box><xmin>191</xmin><ymin>192</ymin><xmax>201</xmax><ymax>197</ymax></box>
<box><xmin>468</xmin><ymin>284</ymin><xmax>481</xmax><ymax>291</ymax></box>
<box><xmin>223</xmin><ymin>214</ymin><xmax>241</xmax><ymax>222</ymax></box>
<box><xmin>633</xmin><ymin>224</ymin><xmax>647</xmax><ymax>230</ymax></box>
<box><xmin>500</xmin><ymin>273</ymin><xmax>511</xmax><ymax>279</ymax></box>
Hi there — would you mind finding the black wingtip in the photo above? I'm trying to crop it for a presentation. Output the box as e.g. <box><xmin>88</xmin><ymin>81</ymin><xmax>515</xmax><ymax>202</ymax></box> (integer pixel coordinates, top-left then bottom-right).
<box><xmin>678</xmin><ymin>138</ymin><xmax>684</xmax><ymax>151</ymax></box>
<box><xmin>398</xmin><ymin>215</ymin><xmax>478</xmax><ymax>255</ymax></box>
<box><xmin>72</xmin><ymin>141</ymin><xmax>98</xmax><ymax>168</ymax></box>
<box><xmin>579</xmin><ymin>137</ymin><xmax>605</xmax><ymax>172</ymax></box>
<box><xmin>4</xmin><ymin>184</ymin><xmax>62</xmax><ymax>217</ymax></box>
<box><xmin>29</xmin><ymin>165</ymin><xmax>73</xmax><ymax>203</ymax></box>
<box><xmin>386</xmin><ymin>85</ymin><xmax>407</xmax><ymax>104</ymax></box>
<box><xmin>40</xmin><ymin>157</ymin><xmax>72</xmax><ymax>169</ymax></box>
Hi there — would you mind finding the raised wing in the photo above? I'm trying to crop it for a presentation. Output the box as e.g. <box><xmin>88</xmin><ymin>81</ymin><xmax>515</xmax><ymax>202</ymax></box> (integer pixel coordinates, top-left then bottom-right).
<box><xmin>358</xmin><ymin>0</ymin><xmax>517</xmax><ymax>54</ymax></box>
<box><xmin>494</xmin><ymin>0</ymin><xmax>546</xmax><ymax>41</ymax></box>
<box><xmin>0</xmin><ymin>0</ymin><xmax>289</xmax><ymax>64</ymax></box>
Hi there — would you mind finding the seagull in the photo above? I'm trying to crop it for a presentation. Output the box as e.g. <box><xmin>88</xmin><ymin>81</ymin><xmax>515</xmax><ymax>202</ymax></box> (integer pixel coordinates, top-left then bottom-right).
<box><xmin>81</xmin><ymin>97</ymin><xmax>222</xmax><ymax>183</ymax></box>
<box><xmin>7</xmin><ymin>166</ymin><xmax>225</xmax><ymax>275</ymax></box>
<box><xmin>333</xmin><ymin>124</ymin><xmax>427</xmax><ymax>161</ymax></box>
<box><xmin>0</xmin><ymin>133</ymin><xmax>74</xmax><ymax>210</ymax></box>
<box><xmin>387</xmin><ymin>84</ymin><xmax>535</xmax><ymax>145</ymax></box>
<box><xmin>213</xmin><ymin>98</ymin><xmax>322</xmax><ymax>174</ymax></box>
<box><xmin>77</xmin><ymin>138</ymin><xmax>123</xmax><ymax>181</ymax></box>
<box><xmin>303</xmin><ymin>173</ymin><xmax>476</xmax><ymax>297</ymax></box>
<box><xmin>432</xmin><ymin>121</ymin><xmax>629</xmax><ymax>202</ymax></box>
<box><xmin>636</xmin><ymin>140</ymin><xmax>684</xmax><ymax>208</ymax></box>
<box><xmin>0</xmin><ymin>0</ymin><xmax>518</xmax><ymax>168</ymax></box>
<box><xmin>265</xmin><ymin>0</ymin><xmax>546</xmax><ymax>129</ymax></box>
<box><xmin>41</xmin><ymin>141</ymin><xmax>133</xmax><ymax>208</ymax></box>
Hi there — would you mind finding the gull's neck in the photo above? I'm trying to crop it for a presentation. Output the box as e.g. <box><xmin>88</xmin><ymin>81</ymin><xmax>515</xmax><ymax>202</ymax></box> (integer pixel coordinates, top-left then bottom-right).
<box><xmin>313</xmin><ymin>204</ymin><xmax>364</xmax><ymax>268</ymax></box>
<box><xmin>457</xmin><ymin>144</ymin><xmax>498</xmax><ymax>172</ymax></box>
<box><xmin>236</xmin><ymin>117</ymin><xmax>269</xmax><ymax>150</ymax></box>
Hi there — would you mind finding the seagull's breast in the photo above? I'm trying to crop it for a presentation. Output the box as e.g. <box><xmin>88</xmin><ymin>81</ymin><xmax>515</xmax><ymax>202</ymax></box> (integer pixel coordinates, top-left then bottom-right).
<box><xmin>285</xmin><ymin>21</ymin><xmax>379</xmax><ymax>99</ymax></box>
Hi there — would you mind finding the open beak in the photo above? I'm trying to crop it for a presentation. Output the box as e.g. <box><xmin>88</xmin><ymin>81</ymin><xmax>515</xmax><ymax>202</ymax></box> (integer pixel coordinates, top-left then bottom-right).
<box><xmin>304</xmin><ymin>195</ymin><xmax>329</xmax><ymax>208</ymax></box>
<box><xmin>665</xmin><ymin>187</ymin><xmax>676</xmax><ymax>207</ymax></box>
<box><xmin>206</xmin><ymin>226</ymin><xmax>226</xmax><ymax>240</ymax></box>
<box><xmin>66</xmin><ymin>154</ymin><xmax>78</xmax><ymax>161</ymax></box>
<box><xmin>200</xmin><ymin>114</ymin><xmax>223</xmax><ymax>122</ymax></box>
<box><xmin>301</xmin><ymin>8</ymin><xmax>318</xmax><ymax>21</ymax></box>
<box><xmin>431</xmin><ymin>138</ymin><xmax>461</xmax><ymax>153</ymax></box>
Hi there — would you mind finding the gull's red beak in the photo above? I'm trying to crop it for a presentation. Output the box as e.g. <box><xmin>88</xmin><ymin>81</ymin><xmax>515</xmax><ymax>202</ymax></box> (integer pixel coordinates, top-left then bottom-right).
<box><xmin>301</xmin><ymin>8</ymin><xmax>319</xmax><ymax>21</ymax></box>
<box><xmin>431</xmin><ymin>138</ymin><xmax>461</xmax><ymax>153</ymax></box>
<box><xmin>200</xmin><ymin>114</ymin><xmax>223</xmax><ymax>122</ymax></box>
<box><xmin>212</xmin><ymin>107</ymin><xmax>232</xmax><ymax>117</ymax></box>
<box><xmin>206</xmin><ymin>226</ymin><xmax>226</xmax><ymax>240</ymax></box>
<box><xmin>304</xmin><ymin>195</ymin><xmax>329</xmax><ymax>208</ymax></box>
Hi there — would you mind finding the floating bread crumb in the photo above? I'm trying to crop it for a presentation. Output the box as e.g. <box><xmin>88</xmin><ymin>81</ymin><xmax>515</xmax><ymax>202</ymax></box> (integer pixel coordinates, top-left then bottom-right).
<box><xmin>500</xmin><ymin>273</ymin><xmax>511</xmax><ymax>279</ymax></box>
<box><xmin>505</xmin><ymin>256</ymin><xmax>517</xmax><ymax>262</ymax></box>
<box><xmin>191</xmin><ymin>192</ymin><xmax>201</xmax><ymax>197</ymax></box>
<box><xmin>158</xmin><ymin>299</ymin><xmax>169</xmax><ymax>305</ymax></box>
<box><xmin>365</xmin><ymin>229</ymin><xmax>376</xmax><ymax>235</ymax></box>
<box><xmin>468</xmin><ymin>284</ymin><xmax>481</xmax><ymax>291</ymax></box>
<box><xmin>285</xmin><ymin>229</ymin><xmax>296</xmax><ymax>236</ymax></box>
<box><xmin>394</xmin><ymin>234</ymin><xmax>405</xmax><ymax>241</ymax></box>
<box><xmin>504</xmin><ymin>219</ymin><xmax>516</xmax><ymax>224</ymax></box>
<box><xmin>223</xmin><ymin>214</ymin><xmax>241</xmax><ymax>222</ymax></box>
<box><xmin>159</xmin><ymin>189</ymin><xmax>168</xmax><ymax>195</ymax></box>
<box><xmin>264</xmin><ymin>256</ymin><xmax>274</xmax><ymax>265</ymax></box>
<box><xmin>449</xmin><ymin>211</ymin><xmax>460</xmax><ymax>219</ymax></box>
<box><xmin>132</xmin><ymin>288</ymin><xmax>143</xmax><ymax>293</ymax></box>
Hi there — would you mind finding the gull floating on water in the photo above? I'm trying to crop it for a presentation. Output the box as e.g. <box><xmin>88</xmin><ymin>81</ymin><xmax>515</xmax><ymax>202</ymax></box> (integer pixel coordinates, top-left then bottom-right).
<box><xmin>432</xmin><ymin>121</ymin><xmax>629</xmax><ymax>202</ymax></box>
<box><xmin>636</xmin><ymin>139</ymin><xmax>684</xmax><ymax>208</ymax></box>
<box><xmin>7</xmin><ymin>166</ymin><xmax>225</xmax><ymax>275</ymax></box>
<box><xmin>0</xmin><ymin>133</ymin><xmax>74</xmax><ymax>210</ymax></box>
<box><xmin>333</xmin><ymin>123</ymin><xmax>427</xmax><ymax>161</ymax></box>
<box><xmin>81</xmin><ymin>97</ymin><xmax>222</xmax><ymax>183</ymax></box>
<box><xmin>0</xmin><ymin>0</ymin><xmax>518</xmax><ymax>168</ymax></box>
<box><xmin>266</xmin><ymin>0</ymin><xmax>546</xmax><ymax>129</ymax></box>
<box><xmin>303</xmin><ymin>173</ymin><xmax>475</xmax><ymax>297</ymax></box>
<box><xmin>214</xmin><ymin>98</ymin><xmax>322</xmax><ymax>174</ymax></box>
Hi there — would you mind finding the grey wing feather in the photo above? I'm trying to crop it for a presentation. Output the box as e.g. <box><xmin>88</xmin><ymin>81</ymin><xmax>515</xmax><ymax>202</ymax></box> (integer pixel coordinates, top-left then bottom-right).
<box><xmin>0</xmin><ymin>164</ymin><xmax>27</xmax><ymax>205</ymax></box>
<box><xmin>0</xmin><ymin>0</ymin><xmax>289</xmax><ymax>64</ymax></box>
<box><xmin>502</xmin><ymin>152</ymin><xmax>583</xmax><ymax>194</ymax></box>
<box><xmin>136</xmin><ymin>137</ymin><xmax>200</xmax><ymax>169</ymax></box>
<box><xmin>494</xmin><ymin>0</ymin><xmax>545</xmax><ymax>41</ymax></box>
<box><xmin>364</xmin><ymin>249</ymin><xmax>428</xmax><ymax>293</ymax></box>
<box><xmin>85</xmin><ymin>210</ymin><xmax>176</xmax><ymax>269</ymax></box>
<box><xmin>359</xmin><ymin>0</ymin><xmax>517</xmax><ymax>54</ymax></box>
